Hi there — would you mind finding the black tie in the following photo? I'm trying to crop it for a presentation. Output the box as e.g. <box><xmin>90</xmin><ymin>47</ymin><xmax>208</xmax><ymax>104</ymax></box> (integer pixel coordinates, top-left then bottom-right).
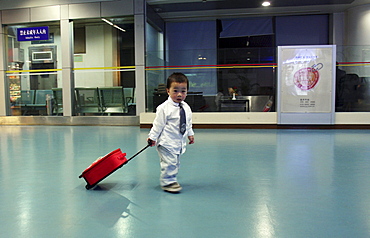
<box><xmin>179</xmin><ymin>103</ymin><xmax>186</xmax><ymax>135</ymax></box>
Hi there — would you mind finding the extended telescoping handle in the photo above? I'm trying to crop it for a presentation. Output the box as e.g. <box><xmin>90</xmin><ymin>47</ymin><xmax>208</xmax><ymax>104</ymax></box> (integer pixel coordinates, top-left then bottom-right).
<box><xmin>126</xmin><ymin>139</ymin><xmax>153</xmax><ymax>163</ymax></box>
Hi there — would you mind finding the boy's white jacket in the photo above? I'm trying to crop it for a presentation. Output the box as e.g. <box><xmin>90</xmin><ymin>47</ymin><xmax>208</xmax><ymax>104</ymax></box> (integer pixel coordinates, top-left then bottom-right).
<box><xmin>148</xmin><ymin>97</ymin><xmax>194</xmax><ymax>155</ymax></box>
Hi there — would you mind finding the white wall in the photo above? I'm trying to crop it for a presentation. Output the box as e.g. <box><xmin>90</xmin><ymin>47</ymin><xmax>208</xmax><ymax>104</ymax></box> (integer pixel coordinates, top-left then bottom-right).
<box><xmin>345</xmin><ymin>4</ymin><xmax>370</xmax><ymax>76</ymax></box>
<box><xmin>347</xmin><ymin>4</ymin><xmax>370</xmax><ymax>45</ymax></box>
<box><xmin>74</xmin><ymin>24</ymin><xmax>115</xmax><ymax>87</ymax></box>
<box><xmin>332</xmin><ymin>12</ymin><xmax>345</xmax><ymax>47</ymax></box>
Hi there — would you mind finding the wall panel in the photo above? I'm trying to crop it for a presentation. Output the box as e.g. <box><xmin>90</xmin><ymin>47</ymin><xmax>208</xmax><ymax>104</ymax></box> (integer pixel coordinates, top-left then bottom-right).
<box><xmin>1</xmin><ymin>8</ymin><xmax>30</xmax><ymax>24</ymax></box>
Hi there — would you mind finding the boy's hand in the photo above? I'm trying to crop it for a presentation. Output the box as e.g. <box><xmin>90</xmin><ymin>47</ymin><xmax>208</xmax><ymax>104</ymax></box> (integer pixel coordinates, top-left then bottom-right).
<box><xmin>147</xmin><ymin>138</ymin><xmax>156</xmax><ymax>146</ymax></box>
<box><xmin>188</xmin><ymin>136</ymin><xmax>195</xmax><ymax>144</ymax></box>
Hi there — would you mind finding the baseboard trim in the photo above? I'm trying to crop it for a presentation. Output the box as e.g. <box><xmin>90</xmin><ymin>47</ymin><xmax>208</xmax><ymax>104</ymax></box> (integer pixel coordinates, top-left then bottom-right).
<box><xmin>140</xmin><ymin>123</ymin><xmax>370</xmax><ymax>129</ymax></box>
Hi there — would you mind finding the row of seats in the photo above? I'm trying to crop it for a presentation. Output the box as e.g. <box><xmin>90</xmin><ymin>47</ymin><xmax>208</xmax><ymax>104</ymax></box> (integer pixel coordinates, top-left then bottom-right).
<box><xmin>15</xmin><ymin>90</ymin><xmax>53</xmax><ymax>115</ymax></box>
<box><xmin>74</xmin><ymin>87</ymin><xmax>134</xmax><ymax>115</ymax></box>
<box><xmin>15</xmin><ymin>87</ymin><xmax>135</xmax><ymax>115</ymax></box>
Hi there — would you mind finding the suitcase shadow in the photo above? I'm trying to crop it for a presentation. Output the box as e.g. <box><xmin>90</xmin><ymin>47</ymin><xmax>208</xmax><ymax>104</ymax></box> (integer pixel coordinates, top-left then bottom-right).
<box><xmin>87</xmin><ymin>184</ymin><xmax>132</xmax><ymax>227</ymax></box>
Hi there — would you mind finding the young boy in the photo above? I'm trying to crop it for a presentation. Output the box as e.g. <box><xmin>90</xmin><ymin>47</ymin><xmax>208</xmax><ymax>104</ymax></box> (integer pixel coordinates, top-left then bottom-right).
<box><xmin>147</xmin><ymin>72</ymin><xmax>195</xmax><ymax>193</ymax></box>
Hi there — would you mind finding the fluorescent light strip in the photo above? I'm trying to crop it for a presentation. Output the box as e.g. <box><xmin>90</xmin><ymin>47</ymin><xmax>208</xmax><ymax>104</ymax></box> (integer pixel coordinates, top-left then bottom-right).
<box><xmin>113</xmin><ymin>25</ymin><xmax>126</xmax><ymax>32</ymax></box>
<box><xmin>102</xmin><ymin>18</ymin><xmax>126</xmax><ymax>32</ymax></box>
<box><xmin>102</xmin><ymin>18</ymin><xmax>113</xmax><ymax>25</ymax></box>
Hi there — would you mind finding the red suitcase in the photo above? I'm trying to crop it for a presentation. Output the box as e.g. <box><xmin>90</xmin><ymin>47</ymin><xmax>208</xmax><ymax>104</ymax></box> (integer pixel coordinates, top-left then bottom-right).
<box><xmin>79</xmin><ymin>143</ymin><xmax>151</xmax><ymax>190</ymax></box>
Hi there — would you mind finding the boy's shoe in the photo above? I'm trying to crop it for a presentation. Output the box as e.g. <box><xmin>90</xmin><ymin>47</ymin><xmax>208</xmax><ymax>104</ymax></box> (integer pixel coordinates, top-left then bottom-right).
<box><xmin>162</xmin><ymin>182</ymin><xmax>182</xmax><ymax>193</ymax></box>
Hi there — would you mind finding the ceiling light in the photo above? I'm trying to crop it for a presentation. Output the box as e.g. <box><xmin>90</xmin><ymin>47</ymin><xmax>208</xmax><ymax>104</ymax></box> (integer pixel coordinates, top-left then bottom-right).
<box><xmin>102</xmin><ymin>18</ymin><xmax>113</xmax><ymax>26</ymax></box>
<box><xmin>262</xmin><ymin>1</ymin><xmax>271</xmax><ymax>7</ymax></box>
<box><xmin>113</xmin><ymin>25</ymin><xmax>126</xmax><ymax>32</ymax></box>
<box><xmin>102</xmin><ymin>18</ymin><xmax>126</xmax><ymax>32</ymax></box>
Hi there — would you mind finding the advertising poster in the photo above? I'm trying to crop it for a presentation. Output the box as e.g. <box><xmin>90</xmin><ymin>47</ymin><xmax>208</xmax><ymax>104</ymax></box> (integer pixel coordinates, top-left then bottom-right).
<box><xmin>279</xmin><ymin>46</ymin><xmax>334</xmax><ymax>113</ymax></box>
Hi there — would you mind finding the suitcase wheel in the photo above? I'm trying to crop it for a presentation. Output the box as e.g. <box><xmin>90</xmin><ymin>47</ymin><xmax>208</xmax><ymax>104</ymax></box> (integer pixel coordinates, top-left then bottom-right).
<box><xmin>85</xmin><ymin>184</ymin><xmax>93</xmax><ymax>190</ymax></box>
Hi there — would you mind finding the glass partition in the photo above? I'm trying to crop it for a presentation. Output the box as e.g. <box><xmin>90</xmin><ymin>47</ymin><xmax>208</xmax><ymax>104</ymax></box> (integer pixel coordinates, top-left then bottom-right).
<box><xmin>5</xmin><ymin>17</ymin><xmax>136</xmax><ymax>116</ymax></box>
<box><xmin>336</xmin><ymin>46</ymin><xmax>370</xmax><ymax>112</ymax></box>
<box><xmin>73</xmin><ymin>17</ymin><xmax>136</xmax><ymax>116</ymax></box>
<box><xmin>147</xmin><ymin>46</ymin><xmax>370</xmax><ymax>113</ymax></box>
<box><xmin>146</xmin><ymin>47</ymin><xmax>276</xmax><ymax>113</ymax></box>
<box><xmin>5</xmin><ymin>22</ymin><xmax>62</xmax><ymax>116</ymax></box>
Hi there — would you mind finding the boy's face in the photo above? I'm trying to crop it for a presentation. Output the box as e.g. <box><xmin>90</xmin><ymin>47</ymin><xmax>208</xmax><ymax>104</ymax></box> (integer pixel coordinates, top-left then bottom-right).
<box><xmin>167</xmin><ymin>82</ymin><xmax>187</xmax><ymax>103</ymax></box>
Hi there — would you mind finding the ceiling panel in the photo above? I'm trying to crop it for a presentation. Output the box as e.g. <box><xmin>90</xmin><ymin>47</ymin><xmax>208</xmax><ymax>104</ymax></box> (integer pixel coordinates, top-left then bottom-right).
<box><xmin>147</xmin><ymin>0</ymin><xmax>366</xmax><ymax>21</ymax></box>
<box><xmin>149</xmin><ymin>0</ymin><xmax>355</xmax><ymax>12</ymax></box>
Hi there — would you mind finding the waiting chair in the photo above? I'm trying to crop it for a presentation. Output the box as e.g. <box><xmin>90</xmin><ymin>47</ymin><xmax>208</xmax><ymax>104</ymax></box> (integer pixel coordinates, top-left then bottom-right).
<box><xmin>99</xmin><ymin>86</ymin><xmax>127</xmax><ymax>115</ymax></box>
<box><xmin>124</xmin><ymin>87</ymin><xmax>136</xmax><ymax>114</ymax></box>
<box><xmin>16</xmin><ymin>90</ymin><xmax>35</xmax><ymax>115</ymax></box>
<box><xmin>16</xmin><ymin>90</ymin><xmax>35</xmax><ymax>107</ymax></box>
<box><xmin>52</xmin><ymin>88</ymin><xmax>63</xmax><ymax>115</ymax></box>
<box><xmin>31</xmin><ymin>90</ymin><xmax>53</xmax><ymax>115</ymax></box>
<box><xmin>33</xmin><ymin>90</ymin><xmax>53</xmax><ymax>108</ymax></box>
<box><xmin>75</xmin><ymin>87</ymin><xmax>103</xmax><ymax>115</ymax></box>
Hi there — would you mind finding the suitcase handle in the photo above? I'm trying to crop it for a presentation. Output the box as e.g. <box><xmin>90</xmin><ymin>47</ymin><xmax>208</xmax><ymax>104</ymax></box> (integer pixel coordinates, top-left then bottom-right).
<box><xmin>126</xmin><ymin>140</ymin><xmax>152</xmax><ymax>163</ymax></box>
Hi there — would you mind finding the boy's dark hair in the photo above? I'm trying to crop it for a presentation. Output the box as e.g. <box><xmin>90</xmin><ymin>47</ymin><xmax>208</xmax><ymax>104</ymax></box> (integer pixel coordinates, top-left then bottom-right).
<box><xmin>166</xmin><ymin>72</ymin><xmax>189</xmax><ymax>89</ymax></box>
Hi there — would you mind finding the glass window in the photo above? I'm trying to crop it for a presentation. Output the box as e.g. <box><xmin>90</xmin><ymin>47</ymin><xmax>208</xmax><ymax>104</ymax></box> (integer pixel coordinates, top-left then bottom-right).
<box><xmin>336</xmin><ymin>46</ymin><xmax>370</xmax><ymax>112</ymax></box>
<box><xmin>73</xmin><ymin>17</ymin><xmax>135</xmax><ymax>116</ymax></box>
<box><xmin>5</xmin><ymin>22</ymin><xmax>62</xmax><ymax>116</ymax></box>
<box><xmin>146</xmin><ymin>22</ymin><xmax>164</xmax><ymax>113</ymax></box>
<box><xmin>146</xmin><ymin>20</ymin><xmax>276</xmax><ymax>113</ymax></box>
<box><xmin>147</xmin><ymin>21</ymin><xmax>219</xmax><ymax>113</ymax></box>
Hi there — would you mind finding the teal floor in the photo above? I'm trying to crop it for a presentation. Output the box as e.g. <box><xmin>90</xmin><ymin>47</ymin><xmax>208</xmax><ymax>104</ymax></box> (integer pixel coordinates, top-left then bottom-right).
<box><xmin>1</xmin><ymin>126</ymin><xmax>370</xmax><ymax>237</ymax></box>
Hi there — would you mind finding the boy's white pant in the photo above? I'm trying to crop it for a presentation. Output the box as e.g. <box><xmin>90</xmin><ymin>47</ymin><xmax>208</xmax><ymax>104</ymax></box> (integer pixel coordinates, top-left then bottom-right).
<box><xmin>157</xmin><ymin>145</ymin><xmax>181</xmax><ymax>186</ymax></box>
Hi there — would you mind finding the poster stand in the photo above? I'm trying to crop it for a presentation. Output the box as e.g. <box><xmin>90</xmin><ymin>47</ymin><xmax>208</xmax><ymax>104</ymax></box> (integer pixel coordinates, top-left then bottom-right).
<box><xmin>277</xmin><ymin>45</ymin><xmax>336</xmax><ymax>124</ymax></box>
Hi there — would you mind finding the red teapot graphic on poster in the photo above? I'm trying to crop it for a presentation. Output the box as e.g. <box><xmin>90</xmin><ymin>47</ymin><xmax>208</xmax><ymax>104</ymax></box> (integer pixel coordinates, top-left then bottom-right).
<box><xmin>293</xmin><ymin>63</ymin><xmax>323</xmax><ymax>90</ymax></box>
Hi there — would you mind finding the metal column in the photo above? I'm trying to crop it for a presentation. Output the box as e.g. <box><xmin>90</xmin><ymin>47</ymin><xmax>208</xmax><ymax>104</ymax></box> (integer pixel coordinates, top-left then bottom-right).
<box><xmin>0</xmin><ymin>12</ymin><xmax>10</xmax><ymax>116</ymax></box>
<box><xmin>60</xmin><ymin>5</ymin><xmax>75</xmax><ymax>116</ymax></box>
<box><xmin>134</xmin><ymin>0</ymin><xmax>146</xmax><ymax>116</ymax></box>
